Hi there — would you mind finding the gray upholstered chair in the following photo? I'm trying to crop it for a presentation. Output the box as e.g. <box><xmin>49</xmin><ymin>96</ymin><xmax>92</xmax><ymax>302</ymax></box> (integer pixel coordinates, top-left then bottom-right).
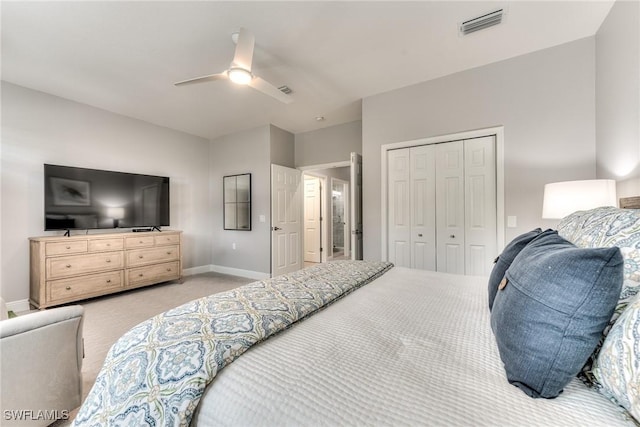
<box><xmin>0</xmin><ymin>304</ymin><xmax>84</xmax><ymax>426</ymax></box>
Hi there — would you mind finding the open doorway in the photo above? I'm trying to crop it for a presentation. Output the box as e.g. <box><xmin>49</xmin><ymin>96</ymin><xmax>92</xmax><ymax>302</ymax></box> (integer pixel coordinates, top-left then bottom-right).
<box><xmin>301</xmin><ymin>165</ymin><xmax>351</xmax><ymax>266</ymax></box>
<box><xmin>331</xmin><ymin>178</ymin><xmax>350</xmax><ymax>260</ymax></box>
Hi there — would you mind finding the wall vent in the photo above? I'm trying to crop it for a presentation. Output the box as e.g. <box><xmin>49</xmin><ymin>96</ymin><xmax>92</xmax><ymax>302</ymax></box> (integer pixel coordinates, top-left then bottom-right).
<box><xmin>460</xmin><ymin>9</ymin><xmax>504</xmax><ymax>35</ymax></box>
<box><xmin>278</xmin><ymin>85</ymin><xmax>293</xmax><ymax>94</ymax></box>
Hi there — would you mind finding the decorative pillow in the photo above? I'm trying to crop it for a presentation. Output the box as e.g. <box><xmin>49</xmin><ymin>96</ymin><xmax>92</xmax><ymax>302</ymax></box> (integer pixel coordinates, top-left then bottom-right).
<box><xmin>490</xmin><ymin>230</ymin><xmax>624</xmax><ymax>399</ymax></box>
<box><xmin>593</xmin><ymin>292</ymin><xmax>640</xmax><ymax>422</ymax></box>
<box><xmin>558</xmin><ymin>207</ymin><xmax>640</xmax><ymax>384</ymax></box>
<box><xmin>487</xmin><ymin>228</ymin><xmax>542</xmax><ymax>310</ymax></box>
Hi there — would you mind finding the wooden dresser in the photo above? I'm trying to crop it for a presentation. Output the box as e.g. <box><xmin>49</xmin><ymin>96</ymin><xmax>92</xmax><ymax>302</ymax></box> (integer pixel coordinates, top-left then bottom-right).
<box><xmin>29</xmin><ymin>230</ymin><xmax>182</xmax><ymax>309</ymax></box>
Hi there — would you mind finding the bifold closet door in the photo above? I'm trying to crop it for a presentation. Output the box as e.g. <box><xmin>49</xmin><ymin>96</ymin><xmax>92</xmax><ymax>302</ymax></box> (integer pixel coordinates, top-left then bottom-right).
<box><xmin>387</xmin><ymin>136</ymin><xmax>496</xmax><ymax>275</ymax></box>
<box><xmin>387</xmin><ymin>146</ymin><xmax>436</xmax><ymax>269</ymax></box>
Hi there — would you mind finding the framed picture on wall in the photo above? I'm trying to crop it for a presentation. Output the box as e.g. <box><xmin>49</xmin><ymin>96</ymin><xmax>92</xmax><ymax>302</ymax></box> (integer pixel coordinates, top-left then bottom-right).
<box><xmin>50</xmin><ymin>177</ymin><xmax>91</xmax><ymax>206</ymax></box>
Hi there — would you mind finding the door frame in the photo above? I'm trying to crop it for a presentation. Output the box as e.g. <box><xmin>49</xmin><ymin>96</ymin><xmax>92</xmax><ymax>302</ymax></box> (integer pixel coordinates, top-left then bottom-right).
<box><xmin>380</xmin><ymin>126</ymin><xmax>505</xmax><ymax>262</ymax></box>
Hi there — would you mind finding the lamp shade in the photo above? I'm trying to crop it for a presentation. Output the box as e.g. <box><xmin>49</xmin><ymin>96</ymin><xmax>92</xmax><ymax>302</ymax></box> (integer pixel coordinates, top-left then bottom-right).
<box><xmin>542</xmin><ymin>179</ymin><xmax>617</xmax><ymax>219</ymax></box>
<box><xmin>107</xmin><ymin>207</ymin><xmax>125</xmax><ymax>220</ymax></box>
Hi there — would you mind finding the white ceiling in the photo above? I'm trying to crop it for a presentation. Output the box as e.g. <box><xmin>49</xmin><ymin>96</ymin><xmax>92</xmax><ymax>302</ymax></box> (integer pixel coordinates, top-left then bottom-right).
<box><xmin>1</xmin><ymin>1</ymin><xmax>614</xmax><ymax>141</ymax></box>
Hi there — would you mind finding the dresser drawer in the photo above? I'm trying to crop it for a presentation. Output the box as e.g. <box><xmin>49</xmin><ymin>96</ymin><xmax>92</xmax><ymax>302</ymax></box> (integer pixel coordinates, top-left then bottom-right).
<box><xmin>89</xmin><ymin>237</ymin><xmax>124</xmax><ymax>252</ymax></box>
<box><xmin>127</xmin><ymin>245</ymin><xmax>179</xmax><ymax>267</ymax></box>
<box><xmin>127</xmin><ymin>261</ymin><xmax>180</xmax><ymax>287</ymax></box>
<box><xmin>155</xmin><ymin>233</ymin><xmax>180</xmax><ymax>246</ymax></box>
<box><xmin>49</xmin><ymin>271</ymin><xmax>123</xmax><ymax>303</ymax></box>
<box><xmin>47</xmin><ymin>251</ymin><xmax>124</xmax><ymax>279</ymax></box>
<box><xmin>125</xmin><ymin>235</ymin><xmax>155</xmax><ymax>249</ymax></box>
<box><xmin>45</xmin><ymin>240</ymin><xmax>88</xmax><ymax>256</ymax></box>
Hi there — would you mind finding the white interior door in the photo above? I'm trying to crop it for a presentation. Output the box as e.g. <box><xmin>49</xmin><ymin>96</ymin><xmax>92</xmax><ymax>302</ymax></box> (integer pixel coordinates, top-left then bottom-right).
<box><xmin>271</xmin><ymin>164</ymin><xmax>303</xmax><ymax>276</ymax></box>
<box><xmin>410</xmin><ymin>145</ymin><xmax>436</xmax><ymax>270</ymax></box>
<box><xmin>436</xmin><ymin>141</ymin><xmax>465</xmax><ymax>274</ymax></box>
<box><xmin>303</xmin><ymin>176</ymin><xmax>321</xmax><ymax>263</ymax></box>
<box><xmin>350</xmin><ymin>152</ymin><xmax>363</xmax><ymax>260</ymax></box>
<box><xmin>464</xmin><ymin>136</ymin><xmax>497</xmax><ymax>276</ymax></box>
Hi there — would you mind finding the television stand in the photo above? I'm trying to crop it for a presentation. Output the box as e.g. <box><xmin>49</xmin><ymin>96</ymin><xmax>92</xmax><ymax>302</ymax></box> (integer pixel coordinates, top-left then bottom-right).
<box><xmin>29</xmin><ymin>230</ymin><xmax>182</xmax><ymax>309</ymax></box>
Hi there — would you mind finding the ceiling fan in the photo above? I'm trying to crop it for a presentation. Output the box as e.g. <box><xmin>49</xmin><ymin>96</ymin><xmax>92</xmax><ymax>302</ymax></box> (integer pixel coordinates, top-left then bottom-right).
<box><xmin>175</xmin><ymin>28</ymin><xmax>293</xmax><ymax>104</ymax></box>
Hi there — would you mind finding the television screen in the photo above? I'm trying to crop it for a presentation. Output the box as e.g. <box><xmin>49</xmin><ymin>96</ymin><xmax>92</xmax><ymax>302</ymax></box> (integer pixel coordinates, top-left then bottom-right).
<box><xmin>44</xmin><ymin>164</ymin><xmax>170</xmax><ymax>230</ymax></box>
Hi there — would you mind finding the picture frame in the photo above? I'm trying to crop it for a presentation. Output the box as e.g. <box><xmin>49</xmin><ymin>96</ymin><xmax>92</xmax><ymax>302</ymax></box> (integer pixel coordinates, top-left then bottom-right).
<box><xmin>50</xmin><ymin>177</ymin><xmax>91</xmax><ymax>206</ymax></box>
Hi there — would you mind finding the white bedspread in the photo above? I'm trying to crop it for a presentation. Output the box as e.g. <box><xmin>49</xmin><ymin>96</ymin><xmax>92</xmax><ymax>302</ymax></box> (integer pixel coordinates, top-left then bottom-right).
<box><xmin>193</xmin><ymin>267</ymin><xmax>634</xmax><ymax>426</ymax></box>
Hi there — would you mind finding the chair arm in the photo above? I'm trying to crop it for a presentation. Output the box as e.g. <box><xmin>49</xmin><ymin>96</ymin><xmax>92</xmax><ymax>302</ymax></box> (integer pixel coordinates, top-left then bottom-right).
<box><xmin>0</xmin><ymin>305</ymin><xmax>84</xmax><ymax>427</ymax></box>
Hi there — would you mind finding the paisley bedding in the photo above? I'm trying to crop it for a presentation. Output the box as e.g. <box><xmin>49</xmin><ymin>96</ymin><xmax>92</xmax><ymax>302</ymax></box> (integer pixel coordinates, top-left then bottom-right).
<box><xmin>72</xmin><ymin>260</ymin><xmax>392</xmax><ymax>426</ymax></box>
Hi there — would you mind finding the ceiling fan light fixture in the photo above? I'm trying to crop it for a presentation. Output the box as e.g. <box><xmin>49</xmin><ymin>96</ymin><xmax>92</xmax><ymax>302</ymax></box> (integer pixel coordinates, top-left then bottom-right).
<box><xmin>228</xmin><ymin>68</ymin><xmax>252</xmax><ymax>85</ymax></box>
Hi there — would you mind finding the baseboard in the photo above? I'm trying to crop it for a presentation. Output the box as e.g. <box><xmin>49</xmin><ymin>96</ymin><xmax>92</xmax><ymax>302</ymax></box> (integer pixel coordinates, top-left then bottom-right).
<box><xmin>210</xmin><ymin>264</ymin><xmax>270</xmax><ymax>280</ymax></box>
<box><xmin>6</xmin><ymin>299</ymin><xmax>31</xmax><ymax>313</ymax></box>
<box><xmin>182</xmin><ymin>265</ymin><xmax>213</xmax><ymax>276</ymax></box>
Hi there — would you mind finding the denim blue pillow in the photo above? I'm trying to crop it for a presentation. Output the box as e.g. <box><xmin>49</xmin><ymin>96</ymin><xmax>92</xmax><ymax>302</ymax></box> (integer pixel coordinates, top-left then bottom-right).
<box><xmin>490</xmin><ymin>231</ymin><xmax>623</xmax><ymax>399</ymax></box>
<box><xmin>488</xmin><ymin>228</ymin><xmax>542</xmax><ymax>311</ymax></box>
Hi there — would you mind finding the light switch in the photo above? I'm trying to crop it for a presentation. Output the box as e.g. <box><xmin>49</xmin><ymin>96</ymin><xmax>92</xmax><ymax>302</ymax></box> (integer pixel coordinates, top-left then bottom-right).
<box><xmin>507</xmin><ymin>216</ymin><xmax>517</xmax><ymax>228</ymax></box>
<box><xmin>259</xmin><ymin>215</ymin><xmax>266</xmax><ymax>223</ymax></box>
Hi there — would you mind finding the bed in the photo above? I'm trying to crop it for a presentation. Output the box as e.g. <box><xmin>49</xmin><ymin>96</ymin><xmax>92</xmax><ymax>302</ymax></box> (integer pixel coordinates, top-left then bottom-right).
<box><xmin>73</xmin><ymin>206</ymin><xmax>640</xmax><ymax>426</ymax></box>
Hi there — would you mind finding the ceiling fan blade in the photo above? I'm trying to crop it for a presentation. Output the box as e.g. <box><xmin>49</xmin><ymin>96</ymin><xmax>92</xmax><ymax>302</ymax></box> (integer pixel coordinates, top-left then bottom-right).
<box><xmin>174</xmin><ymin>72</ymin><xmax>227</xmax><ymax>86</ymax></box>
<box><xmin>231</xmin><ymin>27</ymin><xmax>255</xmax><ymax>71</ymax></box>
<box><xmin>249</xmin><ymin>76</ymin><xmax>293</xmax><ymax>104</ymax></box>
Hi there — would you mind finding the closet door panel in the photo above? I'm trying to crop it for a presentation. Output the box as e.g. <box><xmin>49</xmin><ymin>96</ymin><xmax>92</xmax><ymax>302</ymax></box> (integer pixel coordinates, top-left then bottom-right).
<box><xmin>464</xmin><ymin>136</ymin><xmax>497</xmax><ymax>276</ymax></box>
<box><xmin>436</xmin><ymin>141</ymin><xmax>465</xmax><ymax>274</ymax></box>
<box><xmin>410</xmin><ymin>145</ymin><xmax>436</xmax><ymax>271</ymax></box>
<box><xmin>387</xmin><ymin>149</ymin><xmax>411</xmax><ymax>267</ymax></box>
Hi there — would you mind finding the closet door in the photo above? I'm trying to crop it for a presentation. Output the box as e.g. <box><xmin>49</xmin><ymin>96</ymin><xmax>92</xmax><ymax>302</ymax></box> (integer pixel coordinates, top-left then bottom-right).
<box><xmin>387</xmin><ymin>149</ymin><xmax>411</xmax><ymax>267</ymax></box>
<box><xmin>410</xmin><ymin>145</ymin><xmax>436</xmax><ymax>270</ymax></box>
<box><xmin>465</xmin><ymin>136</ymin><xmax>497</xmax><ymax>276</ymax></box>
<box><xmin>435</xmin><ymin>141</ymin><xmax>465</xmax><ymax>274</ymax></box>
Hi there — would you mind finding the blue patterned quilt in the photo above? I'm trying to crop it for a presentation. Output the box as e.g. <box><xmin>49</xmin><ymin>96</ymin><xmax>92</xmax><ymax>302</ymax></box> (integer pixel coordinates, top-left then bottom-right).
<box><xmin>73</xmin><ymin>260</ymin><xmax>393</xmax><ymax>426</ymax></box>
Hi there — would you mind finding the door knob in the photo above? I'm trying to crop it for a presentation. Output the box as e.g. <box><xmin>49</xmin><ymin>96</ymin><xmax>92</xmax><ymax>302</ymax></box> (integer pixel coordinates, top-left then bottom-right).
<box><xmin>272</xmin><ymin>226</ymin><xmax>282</xmax><ymax>231</ymax></box>
<box><xmin>418</xmin><ymin>233</ymin><xmax>423</xmax><ymax>237</ymax></box>
<box><xmin>450</xmin><ymin>235</ymin><xmax>456</xmax><ymax>238</ymax></box>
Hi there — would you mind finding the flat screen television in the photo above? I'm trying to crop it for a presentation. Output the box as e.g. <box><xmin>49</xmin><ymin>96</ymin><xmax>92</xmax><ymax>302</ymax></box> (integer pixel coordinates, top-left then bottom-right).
<box><xmin>44</xmin><ymin>164</ymin><xmax>170</xmax><ymax>231</ymax></box>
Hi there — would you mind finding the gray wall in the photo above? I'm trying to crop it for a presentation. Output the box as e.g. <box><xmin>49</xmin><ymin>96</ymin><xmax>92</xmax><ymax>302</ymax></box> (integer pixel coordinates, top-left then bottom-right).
<box><xmin>1</xmin><ymin>82</ymin><xmax>212</xmax><ymax>303</ymax></box>
<box><xmin>270</xmin><ymin>124</ymin><xmax>295</xmax><ymax>168</ymax></box>
<box><xmin>362</xmin><ymin>38</ymin><xmax>597</xmax><ymax>261</ymax></box>
<box><xmin>210</xmin><ymin>125</ymin><xmax>273</xmax><ymax>275</ymax></box>
<box><xmin>596</xmin><ymin>0</ymin><xmax>640</xmax><ymax>198</ymax></box>
<box><xmin>295</xmin><ymin>120</ymin><xmax>361</xmax><ymax>167</ymax></box>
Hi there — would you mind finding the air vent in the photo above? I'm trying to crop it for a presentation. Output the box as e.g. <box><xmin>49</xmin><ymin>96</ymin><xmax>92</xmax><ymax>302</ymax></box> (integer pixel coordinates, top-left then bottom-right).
<box><xmin>460</xmin><ymin>9</ymin><xmax>503</xmax><ymax>35</ymax></box>
<box><xmin>278</xmin><ymin>85</ymin><xmax>292</xmax><ymax>94</ymax></box>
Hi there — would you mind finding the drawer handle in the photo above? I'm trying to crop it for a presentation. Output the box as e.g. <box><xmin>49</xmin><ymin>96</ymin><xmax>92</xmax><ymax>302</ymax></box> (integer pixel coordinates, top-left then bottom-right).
<box><xmin>167</xmin><ymin>251</ymin><xmax>172</xmax><ymax>255</ymax></box>
<box><xmin>66</xmin><ymin>246</ymin><xmax>71</xmax><ymax>250</ymax></box>
<box><xmin>138</xmin><ymin>273</ymin><xmax>144</xmax><ymax>277</ymax></box>
<box><xmin>139</xmin><ymin>241</ymin><xmax>144</xmax><ymax>244</ymax></box>
<box><xmin>106</xmin><ymin>243</ymin><xmax>111</xmax><ymax>247</ymax></box>
<box><xmin>106</xmin><ymin>279</ymin><xmax>111</xmax><ymax>283</ymax></box>
<box><xmin>139</xmin><ymin>255</ymin><xmax>144</xmax><ymax>259</ymax></box>
<box><xmin>167</xmin><ymin>268</ymin><xmax>172</xmax><ymax>272</ymax></box>
<box><xmin>66</xmin><ymin>264</ymin><xmax>72</xmax><ymax>268</ymax></box>
<box><xmin>66</xmin><ymin>286</ymin><xmax>71</xmax><ymax>290</ymax></box>
<box><xmin>106</xmin><ymin>259</ymin><xmax>111</xmax><ymax>263</ymax></box>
